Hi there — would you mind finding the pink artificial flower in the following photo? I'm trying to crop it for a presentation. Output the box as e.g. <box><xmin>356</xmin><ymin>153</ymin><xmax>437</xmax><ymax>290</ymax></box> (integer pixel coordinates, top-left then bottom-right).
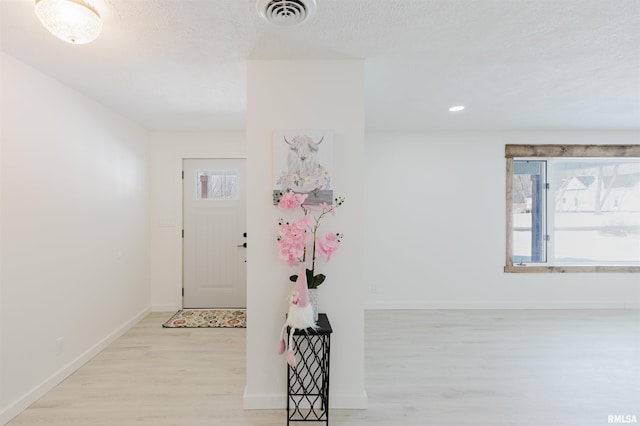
<box><xmin>279</xmin><ymin>216</ymin><xmax>310</xmax><ymax>242</ymax></box>
<box><xmin>284</xmin><ymin>251</ymin><xmax>299</xmax><ymax>266</ymax></box>
<box><xmin>278</xmin><ymin>190</ymin><xmax>308</xmax><ymax>210</ymax></box>
<box><xmin>277</xmin><ymin>215</ymin><xmax>313</xmax><ymax>265</ymax></box>
<box><xmin>302</xmin><ymin>204</ymin><xmax>318</xmax><ymax>214</ymax></box>
<box><xmin>276</xmin><ymin>193</ymin><xmax>345</xmax><ymax>277</ymax></box>
<box><xmin>319</xmin><ymin>202</ymin><xmax>337</xmax><ymax>216</ymax></box>
<box><xmin>315</xmin><ymin>233</ymin><xmax>340</xmax><ymax>262</ymax></box>
<box><xmin>290</xmin><ymin>215</ymin><xmax>312</xmax><ymax>239</ymax></box>
<box><xmin>280</xmin><ymin>238</ymin><xmax>305</xmax><ymax>265</ymax></box>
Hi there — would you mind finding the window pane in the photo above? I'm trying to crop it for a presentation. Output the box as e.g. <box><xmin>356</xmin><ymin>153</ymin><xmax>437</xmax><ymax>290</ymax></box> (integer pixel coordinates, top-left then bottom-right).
<box><xmin>196</xmin><ymin>169</ymin><xmax>239</xmax><ymax>200</ymax></box>
<box><xmin>513</xmin><ymin>161</ymin><xmax>547</xmax><ymax>263</ymax></box>
<box><xmin>552</xmin><ymin>159</ymin><xmax>640</xmax><ymax>264</ymax></box>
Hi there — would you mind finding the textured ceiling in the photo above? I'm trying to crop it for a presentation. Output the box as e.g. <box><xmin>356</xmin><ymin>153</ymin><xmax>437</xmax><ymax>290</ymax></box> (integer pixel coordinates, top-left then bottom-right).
<box><xmin>1</xmin><ymin>0</ymin><xmax>639</xmax><ymax>131</ymax></box>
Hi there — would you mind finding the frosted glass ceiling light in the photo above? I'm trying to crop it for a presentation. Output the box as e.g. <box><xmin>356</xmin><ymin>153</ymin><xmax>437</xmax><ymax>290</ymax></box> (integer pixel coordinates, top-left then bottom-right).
<box><xmin>35</xmin><ymin>0</ymin><xmax>102</xmax><ymax>45</ymax></box>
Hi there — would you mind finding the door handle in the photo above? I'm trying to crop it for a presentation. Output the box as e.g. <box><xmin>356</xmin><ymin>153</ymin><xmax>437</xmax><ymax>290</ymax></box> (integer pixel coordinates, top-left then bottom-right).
<box><xmin>237</xmin><ymin>242</ymin><xmax>247</xmax><ymax>248</ymax></box>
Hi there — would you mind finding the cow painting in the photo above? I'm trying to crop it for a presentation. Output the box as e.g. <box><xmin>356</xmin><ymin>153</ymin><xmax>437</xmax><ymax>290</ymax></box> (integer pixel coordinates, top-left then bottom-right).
<box><xmin>274</xmin><ymin>131</ymin><xmax>333</xmax><ymax>204</ymax></box>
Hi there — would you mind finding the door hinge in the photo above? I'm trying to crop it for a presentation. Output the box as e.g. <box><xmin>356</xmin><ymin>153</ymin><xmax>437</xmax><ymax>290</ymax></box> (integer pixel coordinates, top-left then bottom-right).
<box><xmin>544</xmin><ymin>183</ymin><xmax>550</xmax><ymax>190</ymax></box>
<box><xmin>182</xmin><ymin>229</ymin><xmax>184</xmax><ymax>238</ymax></box>
<box><xmin>544</xmin><ymin>234</ymin><xmax>550</xmax><ymax>241</ymax></box>
<box><xmin>182</xmin><ymin>288</ymin><xmax>184</xmax><ymax>297</ymax></box>
<box><xmin>181</xmin><ymin>171</ymin><xmax>184</xmax><ymax>179</ymax></box>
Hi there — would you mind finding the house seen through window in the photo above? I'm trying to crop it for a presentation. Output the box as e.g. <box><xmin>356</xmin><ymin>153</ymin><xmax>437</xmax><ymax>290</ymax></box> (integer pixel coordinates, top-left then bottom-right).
<box><xmin>505</xmin><ymin>145</ymin><xmax>640</xmax><ymax>273</ymax></box>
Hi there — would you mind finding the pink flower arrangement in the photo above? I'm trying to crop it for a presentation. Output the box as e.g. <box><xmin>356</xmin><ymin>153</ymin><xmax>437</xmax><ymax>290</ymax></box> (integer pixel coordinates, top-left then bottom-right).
<box><xmin>315</xmin><ymin>233</ymin><xmax>340</xmax><ymax>262</ymax></box>
<box><xmin>277</xmin><ymin>190</ymin><xmax>344</xmax><ymax>288</ymax></box>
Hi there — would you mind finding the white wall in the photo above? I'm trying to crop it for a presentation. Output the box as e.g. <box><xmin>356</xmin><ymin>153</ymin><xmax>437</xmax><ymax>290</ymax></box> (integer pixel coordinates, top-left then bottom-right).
<box><xmin>244</xmin><ymin>60</ymin><xmax>367</xmax><ymax>409</ymax></box>
<box><xmin>0</xmin><ymin>52</ymin><xmax>151</xmax><ymax>424</ymax></box>
<box><xmin>364</xmin><ymin>131</ymin><xmax>640</xmax><ymax>309</ymax></box>
<box><xmin>149</xmin><ymin>131</ymin><xmax>246</xmax><ymax>311</ymax></box>
<box><xmin>2</xmin><ymin>48</ymin><xmax>636</xmax><ymax>424</ymax></box>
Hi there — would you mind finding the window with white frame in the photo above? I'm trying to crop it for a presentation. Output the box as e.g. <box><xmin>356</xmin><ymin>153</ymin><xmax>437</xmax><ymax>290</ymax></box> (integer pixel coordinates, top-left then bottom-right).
<box><xmin>505</xmin><ymin>145</ymin><xmax>640</xmax><ymax>273</ymax></box>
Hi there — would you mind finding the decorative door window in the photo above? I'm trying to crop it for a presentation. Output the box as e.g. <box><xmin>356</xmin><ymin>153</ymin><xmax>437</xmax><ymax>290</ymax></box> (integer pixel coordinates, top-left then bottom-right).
<box><xmin>196</xmin><ymin>169</ymin><xmax>239</xmax><ymax>200</ymax></box>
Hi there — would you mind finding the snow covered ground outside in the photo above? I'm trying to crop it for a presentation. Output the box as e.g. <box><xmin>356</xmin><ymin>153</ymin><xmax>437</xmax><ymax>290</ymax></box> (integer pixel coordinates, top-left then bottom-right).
<box><xmin>513</xmin><ymin>212</ymin><xmax>640</xmax><ymax>263</ymax></box>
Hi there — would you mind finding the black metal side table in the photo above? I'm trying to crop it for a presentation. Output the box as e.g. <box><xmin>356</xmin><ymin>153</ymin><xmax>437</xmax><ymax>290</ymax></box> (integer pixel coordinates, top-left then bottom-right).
<box><xmin>287</xmin><ymin>313</ymin><xmax>332</xmax><ymax>425</ymax></box>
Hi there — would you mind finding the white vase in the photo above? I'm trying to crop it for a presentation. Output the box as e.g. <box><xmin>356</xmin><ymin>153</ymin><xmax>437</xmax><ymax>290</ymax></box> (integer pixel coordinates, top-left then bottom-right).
<box><xmin>308</xmin><ymin>288</ymin><xmax>319</xmax><ymax>322</ymax></box>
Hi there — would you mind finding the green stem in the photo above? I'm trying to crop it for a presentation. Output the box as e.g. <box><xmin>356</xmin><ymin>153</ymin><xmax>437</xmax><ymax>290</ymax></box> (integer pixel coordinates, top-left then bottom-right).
<box><xmin>311</xmin><ymin>221</ymin><xmax>318</xmax><ymax>274</ymax></box>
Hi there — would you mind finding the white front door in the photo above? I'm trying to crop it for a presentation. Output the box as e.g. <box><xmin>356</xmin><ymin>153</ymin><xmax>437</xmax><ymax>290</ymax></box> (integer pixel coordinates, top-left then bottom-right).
<box><xmin>183</xmin><ymin>158</ymin><xmax>247</xmax><ymax>308</ymax></box>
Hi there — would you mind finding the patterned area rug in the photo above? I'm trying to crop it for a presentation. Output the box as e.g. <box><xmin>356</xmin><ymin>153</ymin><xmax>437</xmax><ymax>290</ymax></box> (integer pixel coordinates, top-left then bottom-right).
<box><xmin>162</xmin><ymin>309</ymin><xmax>246</xmax><ymax>328</ymax></box>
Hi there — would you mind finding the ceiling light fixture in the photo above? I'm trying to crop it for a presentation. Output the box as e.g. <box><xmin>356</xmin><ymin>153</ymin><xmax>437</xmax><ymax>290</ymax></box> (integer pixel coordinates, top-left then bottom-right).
<box><xmin>35</xmin><ymin>0</ymin><xmax>102</xmax><ymax>45</ymax></box>
<box><xmin>257</xmin><ymin>0</ymin><xmax>317</xmax><ymax>26</ymax></box>
<box><xmin>449</xmin><ymin>106</ymin><xmax>465</xmax><ymax>112</ymax></box>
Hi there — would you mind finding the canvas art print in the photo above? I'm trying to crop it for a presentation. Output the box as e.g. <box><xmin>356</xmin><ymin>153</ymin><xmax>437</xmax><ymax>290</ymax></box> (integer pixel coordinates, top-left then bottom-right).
<box><xmin>273</xmin><ymin>130</ymin><xmax>333</xmax><ymax>205</ymax></box>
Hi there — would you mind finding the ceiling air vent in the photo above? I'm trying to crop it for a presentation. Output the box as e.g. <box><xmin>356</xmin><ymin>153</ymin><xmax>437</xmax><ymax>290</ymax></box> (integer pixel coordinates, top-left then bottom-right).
<box><xmin>256</xmin><ymin>0</ymin><xmax>317</xmax><ymax>26</ymax></box>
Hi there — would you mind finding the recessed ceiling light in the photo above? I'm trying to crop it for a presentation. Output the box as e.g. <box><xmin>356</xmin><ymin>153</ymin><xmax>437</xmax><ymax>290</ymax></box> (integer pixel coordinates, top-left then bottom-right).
<box><xmin>449</xmin><ymin>106</ymin><xmax>465</xmax><ymax>112</ymax></box>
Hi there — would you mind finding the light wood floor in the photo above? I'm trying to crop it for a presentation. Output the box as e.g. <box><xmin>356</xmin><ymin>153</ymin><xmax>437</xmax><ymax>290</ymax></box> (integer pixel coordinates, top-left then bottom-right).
<box><xmin>8</xmin><ymin>310</ymin><xmax>640</xmax><ymax>426</ymax></box>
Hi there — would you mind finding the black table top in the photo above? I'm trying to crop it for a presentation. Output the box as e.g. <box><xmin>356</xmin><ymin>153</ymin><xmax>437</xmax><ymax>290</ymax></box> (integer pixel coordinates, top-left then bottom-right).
<box><xmin>290</xmin><ymin>313</ymin><xmax>332</xmax><ymax>335</ymax></box>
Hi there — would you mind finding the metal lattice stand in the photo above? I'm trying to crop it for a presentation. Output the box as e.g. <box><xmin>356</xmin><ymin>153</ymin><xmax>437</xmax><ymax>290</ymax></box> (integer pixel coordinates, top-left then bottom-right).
<box><xmin>287</xmin><ymin>313</ymin><xmax>332</xmax><ymax>425</ymax></box>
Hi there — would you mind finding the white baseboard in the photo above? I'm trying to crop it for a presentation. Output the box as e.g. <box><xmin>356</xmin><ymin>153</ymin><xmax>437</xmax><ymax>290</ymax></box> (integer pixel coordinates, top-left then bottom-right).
<box><xmin>364</xmin><ymin>301</ymin><xmax>639</xmax><ymax>310</ymax></box>
<box><xmin>151</xmin><ymin>304</ymin><xmax>180</xmax><ymax>312</ymax></box>
<box><xmin>243</xmin><ymin>390</ymin><xmax>285</xmax><ymax>409</ymax></box>
<box><xmin>330</xmin><ymin>391</ymin><xmax>368</xmax><ymax>409</ymax></box>
<box><xmin>242</xmin><ymin>388</ymin><xmax>368</xmax><ymax>410</ymax></box>
<box><xmin>0</xmin><ymin>306</ymin><xmax>151</xmax><ymax>426</ymax></box>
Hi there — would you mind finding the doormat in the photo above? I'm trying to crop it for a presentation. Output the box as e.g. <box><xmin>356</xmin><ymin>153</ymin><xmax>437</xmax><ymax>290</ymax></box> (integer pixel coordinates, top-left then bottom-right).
<box><xmin>162</xmin><ymin>309</ymin><xmax>246</xmax><ymax>328</ymax></box>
